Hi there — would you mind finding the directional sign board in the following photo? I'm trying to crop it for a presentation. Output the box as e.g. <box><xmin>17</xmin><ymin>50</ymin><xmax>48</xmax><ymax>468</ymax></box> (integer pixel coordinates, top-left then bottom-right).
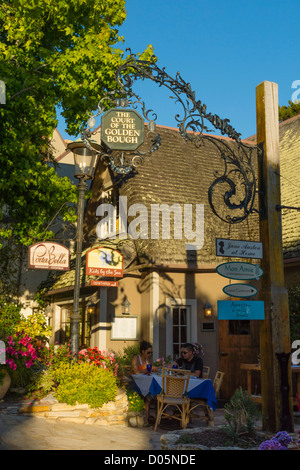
<box><xmin>216</xmin><ymin>238</ymin><xmax>263</xmax><ymax>259</ymax></box>
<box><xmin>216</xmin><ymin>262</ymin><xmax>264</xmax><ymax>281</ymax></box>
<box><xmin>223</xmin><ymin>284</ymin><xmax>258</xmax><ymax>298</ymax></box>
<box><xmin>218</xmin><ymin>300</ymin><xmax>265</xmax><ymax>320</ymax></box>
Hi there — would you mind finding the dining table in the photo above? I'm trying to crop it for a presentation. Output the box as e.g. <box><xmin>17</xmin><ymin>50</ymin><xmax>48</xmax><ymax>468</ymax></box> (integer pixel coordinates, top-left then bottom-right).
<box><xmin>131</xmin><ymin>372</ymin><xmax>217</xmax><ymax>410</ymax></box>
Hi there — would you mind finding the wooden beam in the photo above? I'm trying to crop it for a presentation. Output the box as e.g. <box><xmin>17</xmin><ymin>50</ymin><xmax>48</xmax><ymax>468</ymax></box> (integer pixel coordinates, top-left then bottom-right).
<box><xmin>256</xmin><ymin>81</ymin><xmax>294</xmax><ymax>432</ymax></box>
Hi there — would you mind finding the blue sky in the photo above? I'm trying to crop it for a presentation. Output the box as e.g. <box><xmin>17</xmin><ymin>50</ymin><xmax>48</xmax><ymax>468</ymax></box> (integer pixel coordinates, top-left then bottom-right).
<box><xmin>57</xmin><ymin>0</ymin><xmax>300</xmax><ymax>141</ymax></box>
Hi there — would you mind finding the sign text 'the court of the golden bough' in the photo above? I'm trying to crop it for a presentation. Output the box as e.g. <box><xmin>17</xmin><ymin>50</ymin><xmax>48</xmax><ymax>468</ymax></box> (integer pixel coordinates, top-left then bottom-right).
<box><xmin>101</xmin><ymin>108</ymin><xmax>144</xmax><ymax>150</ymax></box>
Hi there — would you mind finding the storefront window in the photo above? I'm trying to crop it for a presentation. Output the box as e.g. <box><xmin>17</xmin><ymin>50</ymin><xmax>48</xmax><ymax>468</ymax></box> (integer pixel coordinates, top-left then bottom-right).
<box><xmin>60</xmin><ymin>305</ymin><xmax>91</xmax><ymax>346</ymax></box>
<box><xmin>229</xmin><ymin>320</ymin><xmax>251</xmax><ymax>335</ymax></box>
<box><xmin>172</xmin><ymin>306</ymin><xmax>189</xmax><ymax>357</ymax></box>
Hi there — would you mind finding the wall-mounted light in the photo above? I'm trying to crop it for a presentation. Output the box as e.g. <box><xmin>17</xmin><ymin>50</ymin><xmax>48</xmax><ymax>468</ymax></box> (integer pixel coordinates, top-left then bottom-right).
<box><xmin>87</xmin><ymin>303</ymin><xmax>95</xmax><ymax>315</ymax></box>
<box><xmin>122</xmin><ymin>297</ymin><xmax>131</xmax><ymax>315</ymax></box>
<box><xmin>204</xmin><ymin>302</ymin><xmax>212</xmax><ymax>318</ymax></box>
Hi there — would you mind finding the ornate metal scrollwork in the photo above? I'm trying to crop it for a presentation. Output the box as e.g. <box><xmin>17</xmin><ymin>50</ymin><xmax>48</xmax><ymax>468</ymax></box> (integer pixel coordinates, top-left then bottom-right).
<box><xmin>81</xmin><ymin>67</ymin><xmax>162</xmax><ymax>175</ymax></box>
<box><xmin>112</xmin><ymin>51</ymin><xmax>258</xmax><ymax>223</ymax></box>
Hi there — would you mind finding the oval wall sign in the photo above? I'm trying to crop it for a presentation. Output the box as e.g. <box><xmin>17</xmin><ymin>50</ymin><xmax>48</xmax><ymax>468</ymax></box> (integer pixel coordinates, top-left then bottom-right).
<box><xmin>216</xmin><ymin>262</ymin><xmax>264</xmax><ymax>280</ymax></box>
<box><xmin>223</xmin><ymin>284</ymin><xmax>258</xmax><ymax>298</ymax></box>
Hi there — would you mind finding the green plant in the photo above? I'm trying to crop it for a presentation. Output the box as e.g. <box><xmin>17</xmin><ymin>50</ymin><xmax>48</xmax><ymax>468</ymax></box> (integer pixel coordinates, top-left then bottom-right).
<box><xmin>53</xmin><ymin>362</ymin><xmax>118</xmax><ymax>408</ymax></box>
<box><xmin>126</xmin><ymin>388</ymin><xmax>145</xmax><ymax>412</ymax></box>
<box><xmin>115</xmin><ymin>344</ymin><xmax>140</xmax><ymax>367</ymax></box>
<box><xmin>223</xmin><ymin>387</ymin><xmax>260</xmax><ymax>441</ymax></box>
<box><xmin>26</xmin><ymin>367</ymin><xmax>55</xmax><ymax>399</ymax></box>
<box><xmin>0</xmin><ymin>296</ymin><xmax>22</xmax><ymax>339</ymax></box>
<box><xmin>16</xmin><ymin>311</ymin><xmax>52</xmax><ymax>342</ymax></box>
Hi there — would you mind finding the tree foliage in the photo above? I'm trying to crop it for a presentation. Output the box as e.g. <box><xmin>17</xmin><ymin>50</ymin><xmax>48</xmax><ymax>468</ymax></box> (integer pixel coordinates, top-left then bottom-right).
<box><xmin>0</xmin><ymin>0</ymin><xmax>154</xmax><ymax>245</ymax></box>
<box><xmin>279</xmin><ymin>100</ymin><xmax>300</xmax><ymax>122</ymax></box>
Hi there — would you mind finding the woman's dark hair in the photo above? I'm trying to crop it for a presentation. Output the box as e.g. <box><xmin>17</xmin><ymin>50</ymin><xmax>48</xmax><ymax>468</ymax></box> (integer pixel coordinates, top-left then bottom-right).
<box><xmin>182</xmin><ymin>343</ymin><xmax>194</xmax><ymax>352</ymax></box>
<box><xmin>140</xmin><ymin>341</ymin><xmax>152</xmax><ymax>353</ymax></box>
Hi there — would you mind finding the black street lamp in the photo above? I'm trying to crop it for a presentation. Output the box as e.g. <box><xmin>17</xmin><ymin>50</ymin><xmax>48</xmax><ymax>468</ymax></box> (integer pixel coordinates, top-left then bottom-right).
<box><xmin>67</xmin><ymin>139</ymin><xmax>100</xmax><ymax>357</ymax></box>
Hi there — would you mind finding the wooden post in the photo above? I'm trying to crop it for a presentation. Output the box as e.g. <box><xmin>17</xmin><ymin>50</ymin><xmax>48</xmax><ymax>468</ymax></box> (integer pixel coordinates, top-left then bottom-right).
<box><xmin>256</xmin><ymin>81</ymin><xmax>294</xmax><ymax>432</ymax></box>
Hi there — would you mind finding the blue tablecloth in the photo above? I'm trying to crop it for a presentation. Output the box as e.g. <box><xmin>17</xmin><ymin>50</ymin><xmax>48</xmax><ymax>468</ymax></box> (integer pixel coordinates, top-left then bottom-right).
<box><xmin>132</xmin><ymin>374</ymin><xmax>217</xmax><ymax>410</ymax></box>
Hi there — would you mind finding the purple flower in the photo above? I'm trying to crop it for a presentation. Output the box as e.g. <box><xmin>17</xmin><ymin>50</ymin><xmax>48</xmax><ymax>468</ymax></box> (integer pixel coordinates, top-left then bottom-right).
<box><xmin>259</xmin><ymin>439</ymin><xmax>286</xmax><ymax>450</ymax></box>
<box><xmin>273</xmin><ymin>431</ymin><xmax>292</xmax><ymax>447</ymax></box>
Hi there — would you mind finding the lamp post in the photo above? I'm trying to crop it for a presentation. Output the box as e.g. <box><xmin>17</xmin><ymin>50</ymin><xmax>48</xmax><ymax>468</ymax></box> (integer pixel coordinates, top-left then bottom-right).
<box><xmin>67</xmin><ymin>139</ymin><xmax>100</xmax><ymax>357</ymax></box>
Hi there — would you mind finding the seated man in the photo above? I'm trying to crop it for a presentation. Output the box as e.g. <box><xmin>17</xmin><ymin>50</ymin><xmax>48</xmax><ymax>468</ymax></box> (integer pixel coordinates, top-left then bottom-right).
<box><xmin>176</xmin><ymin>343</ymin><xmax>203</xmax><ymax>378</ymax></box>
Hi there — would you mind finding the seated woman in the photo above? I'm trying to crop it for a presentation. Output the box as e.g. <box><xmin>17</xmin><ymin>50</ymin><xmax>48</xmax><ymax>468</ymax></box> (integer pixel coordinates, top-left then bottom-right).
<box><xmin>131</xmin><ymin>340</ymin><xmax>158</xmax><ymax>374</ymax></box>
<box><xmin>131</xmin><ymin>341</ymin><xmax>157</xmax><ymax>422</ymax></box>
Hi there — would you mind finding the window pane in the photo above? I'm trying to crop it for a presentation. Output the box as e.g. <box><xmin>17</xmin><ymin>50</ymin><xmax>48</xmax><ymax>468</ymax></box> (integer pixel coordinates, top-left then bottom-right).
<box><xmin>173</xmin><ymin>344</ymin><xmax>179</xmax><ymax>358</ymax></box>
<box><xmin>180</xmin><ymin>308</ymin><xmax>187</xmax><ymax>325</ymax></box>
<box><xmin>173</xmin><ymin>307</ymin><xmax>179</xmax><ymax>325</ymax></box>
<box><xmin>181</xmin><ymin>326</ymin><xmax>187</xmax><ymax>343</ymax></box>
<box><xmin>173</xmin><ymin>326</ymin><xmax>179</xmax><ymax>343</ymax></box>
<box><xmin>229</xmin><ymin>320</ymin><xmax>251</xmax><ymax>335</ymax></box>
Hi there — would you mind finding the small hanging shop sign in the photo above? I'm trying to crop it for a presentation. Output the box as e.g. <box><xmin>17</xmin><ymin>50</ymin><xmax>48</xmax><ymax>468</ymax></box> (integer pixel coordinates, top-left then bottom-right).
<box><xmin>222</xmin><ymin>283</ymin><xmax>258</xmax><ymax>298</ymax></box>
<box><xmin>86</xmin><ymin>247</ymin><xmax>123</xmax><ymax>277</ymax></box>
<box><xmin>28</xmin><ymin>242</ymin><xmax>70</xmax><ymax>271</ymax></box>
<box><xmin>216</xmin><ymin>238</ymin><xmax>263</xmax><ymax>259</ymax></box>
<box><xmin>218</xmin><ymin>300</ymin><xmax>265</xmax><ymax>320</ymax></box>
<box><xmin>90</xmin><ymin>280</ymin><xmax>119</xmax><ymax>287</ymax></box>
<box><xmin>216</xmin><ymin>262</ymin><xmax>264</xmax><ymax>281</ymax></box>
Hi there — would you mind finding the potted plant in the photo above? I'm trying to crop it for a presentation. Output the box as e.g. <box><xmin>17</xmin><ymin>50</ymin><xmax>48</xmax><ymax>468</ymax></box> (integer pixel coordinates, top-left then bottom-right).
<box><xmin>0</xmin><ymin>366</ymin><xmax>11</xmax><ymax>400</ymax></box>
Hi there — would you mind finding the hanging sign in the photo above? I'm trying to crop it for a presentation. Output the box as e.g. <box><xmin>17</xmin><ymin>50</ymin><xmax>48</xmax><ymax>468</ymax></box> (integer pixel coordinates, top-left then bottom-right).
<box><xmin>218</xmin><ymin>300</ymin><xmax>265</xmax><ymax>320</ymax></box>
<box><xmin>222</xmin><ymin>284</ymin><xmax>258</xmax><ymax>298</ymax></box>
<box><xmin>28</xmin><ymin>242</ymin><xmax>70</xmax><ymax>271</ymax></box>
<box><xmin>90</xmin><ymin>280</ymin><xmax>119</xmax><ymax>287</ymax></box>
<box><xmin>86</xmin><ymin>247</ymin><xmax>123</xmax><ymax>277</ymax></box>
<box><xmin>216</xmin><ymin>238</ymin><xmax>263</xmax><ymax>259</ymax></box>
<box><xmin>101</xmin><ymin>108</ymin><xmax>144</xmax><ymax>151</ymax></box>
<box><xmin>216</xmin><ymin>262</ymin><xmax>264</xmax><ymax>281</ymax></box>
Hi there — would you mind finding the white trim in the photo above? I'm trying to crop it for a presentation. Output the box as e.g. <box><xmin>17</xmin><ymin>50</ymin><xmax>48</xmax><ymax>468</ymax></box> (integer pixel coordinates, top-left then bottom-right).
<box><xmin>149</xmin><ymin>271</ymin><xmax>160</xmax><ymax>360</ymax></box>
<box><xmin>165</xmin><ymin>298</ymin><xmax>197</xmax><ymax>358</ymax></box>
<box><xmin>97</xmin><ymin>287</ymin><xmax>107</xmax><ymax>349</ymax></box>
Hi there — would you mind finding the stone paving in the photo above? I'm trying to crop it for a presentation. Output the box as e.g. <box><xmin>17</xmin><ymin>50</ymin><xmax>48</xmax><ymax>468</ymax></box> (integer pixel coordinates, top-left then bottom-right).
<box><xmin>0</xmin><ymin>396</ymin><xmax>226</xmax><ymax>451</ymax></box>
<box><xmin>0</xmin><ymin>395</ymin><xmax>299</xmax><ymax>451</ymax></box>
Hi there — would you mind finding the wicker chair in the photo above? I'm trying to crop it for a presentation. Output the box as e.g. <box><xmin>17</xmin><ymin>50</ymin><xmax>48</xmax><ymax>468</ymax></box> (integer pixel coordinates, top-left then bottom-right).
<box><xmin>154</xmin><ymin>368</ymin><xmax>191</xmax><ymax>431</ymax></box>
<box><xmin>187</xmin><ymin>370</ymin><xmax>225</xmax><ymax>427</ymax></box>
<box><xmin>202</xmin><ymin>366</ymin><xmax>210</xmax><ymax>378</ymax></box>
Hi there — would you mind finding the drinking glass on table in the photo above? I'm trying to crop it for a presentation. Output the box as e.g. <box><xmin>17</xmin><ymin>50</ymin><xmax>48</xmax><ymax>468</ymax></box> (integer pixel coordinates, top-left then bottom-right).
<box><xmin>146</xmin><ymin>364</ymin><xmax>152</xmax><ymax>375</ymax></box>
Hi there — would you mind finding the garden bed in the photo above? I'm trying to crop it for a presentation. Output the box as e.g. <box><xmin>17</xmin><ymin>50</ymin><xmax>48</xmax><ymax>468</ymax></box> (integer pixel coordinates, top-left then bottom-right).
<box><xmin>176</xmin><ymin>428</ymin><xmax>267</xmax><ymax>449</ymax></box>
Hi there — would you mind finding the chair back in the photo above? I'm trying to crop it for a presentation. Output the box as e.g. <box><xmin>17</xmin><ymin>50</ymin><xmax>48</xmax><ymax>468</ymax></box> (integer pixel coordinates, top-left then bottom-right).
<box><xmin>161</xmin><ymin>368</ymin><xmax>191</xmax><ymax>398</ymax></box>
<box><xmin>202</xmin><ymin>366</ymin><xmax>210</xmax><ymax>378</ymax></box>
<box><xmin>213</xmin><ymin>371</ymin><xmax>225</xmax><ymax>395</ymax></box>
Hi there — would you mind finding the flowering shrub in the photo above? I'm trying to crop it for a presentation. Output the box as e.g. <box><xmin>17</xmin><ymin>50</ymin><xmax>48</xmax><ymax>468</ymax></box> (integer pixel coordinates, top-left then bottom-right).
<box><xmin>192</xmin><ymin>342</ymin><xmax>204</xmax><ymax>356</ymax></box>
<box><xmin>153</xmin><ymin>356</ymin><xmax>173</xmax><ymax>367</ymax></box>
<box><xmin>126</xmin><ymin>389</ymin><xmax>145</xmax><ymax>412</ymax></box>
<box><xmin>78</xmin><ymin>347</ymin><xmax>118</xmax><ymax>377</ymax></box>
<box><xmin>5</xmin><ymin>332</ymin><xmax>38</xmax><ymax>371</ymax></box>
<box><xmin>53</xmin><ymin>362</ymin><xmax>118</xmax><ymax>408</ymax></box>
<box><xmin>259</xmin><ymin>431</ymin><xmax>293</xmax><ymax>450</ymax></box>
<box><xmin>15</xmin><ymin>311</ymin><xmax>52</xmax><ymax>342</ymax></box>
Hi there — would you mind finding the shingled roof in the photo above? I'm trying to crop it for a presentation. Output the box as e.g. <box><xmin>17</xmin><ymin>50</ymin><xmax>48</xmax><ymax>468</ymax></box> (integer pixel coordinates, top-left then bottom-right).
<box><xmin>85</xmin><ymin>125</ymin><xmax>260</xmax><ymax>267</ymax></box>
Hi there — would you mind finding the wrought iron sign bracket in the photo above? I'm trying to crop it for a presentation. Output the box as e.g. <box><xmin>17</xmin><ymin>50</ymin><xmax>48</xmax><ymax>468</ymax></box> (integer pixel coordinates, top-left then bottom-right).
<box><xmin>82</xmin><ymin>51</ymin><xmax>261</xmax><ymax>224</ymax></box>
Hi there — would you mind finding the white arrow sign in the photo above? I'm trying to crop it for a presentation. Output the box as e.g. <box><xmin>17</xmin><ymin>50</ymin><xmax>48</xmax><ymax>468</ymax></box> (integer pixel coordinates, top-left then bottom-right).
<box><xmin>216</xmin><ymin>262</ymin><xmax>264</xmax><ymax>280</ymax></box>
<box><xmin>223</xmin><ymin>284</ymin><xmax>258</xmax><ymax>298</ymax></box>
